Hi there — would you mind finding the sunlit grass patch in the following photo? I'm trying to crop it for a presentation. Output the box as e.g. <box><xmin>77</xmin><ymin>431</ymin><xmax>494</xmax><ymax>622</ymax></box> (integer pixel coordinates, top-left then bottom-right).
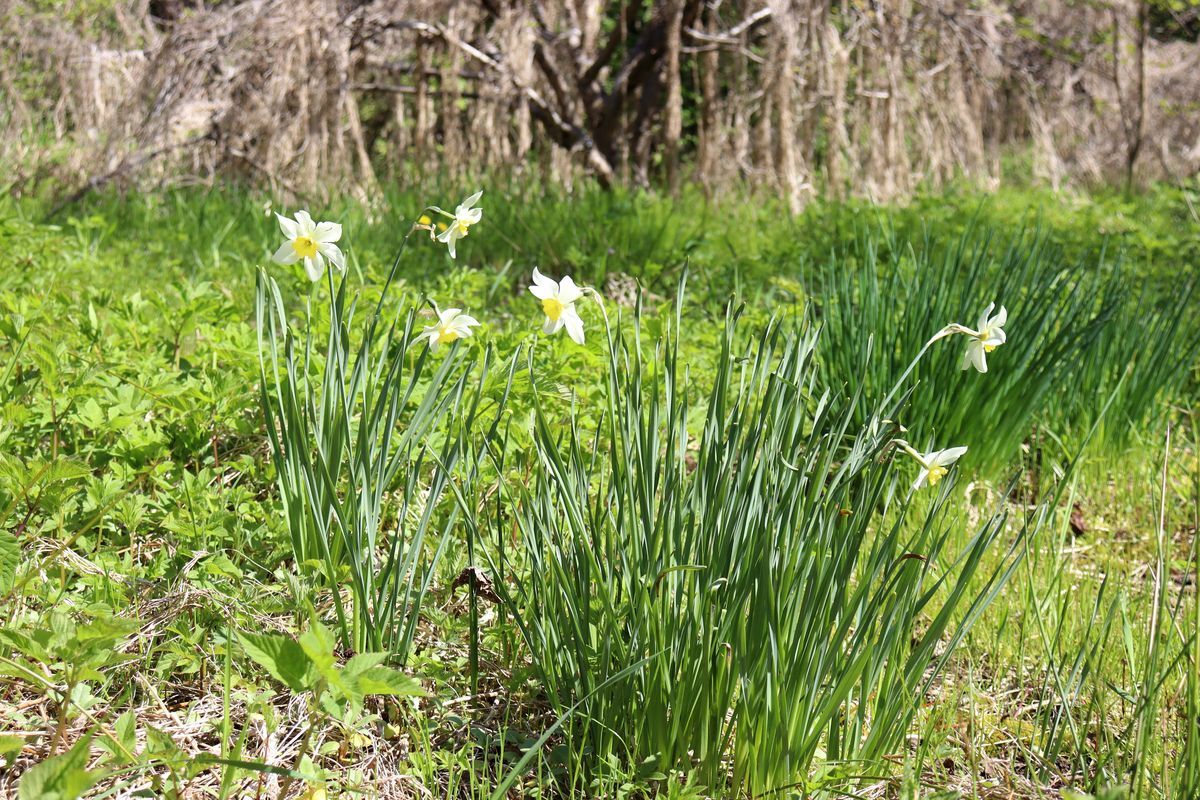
<box><xmin>0</xmin><ymin>184</ymin><xmax>1195</xmax><ymax>798</ymax></box>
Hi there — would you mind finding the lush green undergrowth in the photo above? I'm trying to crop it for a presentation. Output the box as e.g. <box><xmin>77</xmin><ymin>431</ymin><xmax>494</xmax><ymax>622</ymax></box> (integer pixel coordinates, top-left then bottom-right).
<box><xmin>0</xmin><ymin>182</ymin><xmax>1197</xmax><ymax>799</ymax></box>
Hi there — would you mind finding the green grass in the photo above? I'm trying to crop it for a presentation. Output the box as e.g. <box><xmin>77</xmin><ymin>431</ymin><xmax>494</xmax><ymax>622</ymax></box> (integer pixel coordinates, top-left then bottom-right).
<box><xmin>0</xmin><ymin>181</ymin><xmax>1197</xmax><ymax>798</ymax></box>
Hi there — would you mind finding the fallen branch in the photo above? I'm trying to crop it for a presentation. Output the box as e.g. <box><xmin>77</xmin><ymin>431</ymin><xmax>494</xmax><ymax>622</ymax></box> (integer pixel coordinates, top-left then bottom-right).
<box><xmin>685</xmin><ymin>6</ymin><xmax>773</xmax><ymax>45</ymax></box>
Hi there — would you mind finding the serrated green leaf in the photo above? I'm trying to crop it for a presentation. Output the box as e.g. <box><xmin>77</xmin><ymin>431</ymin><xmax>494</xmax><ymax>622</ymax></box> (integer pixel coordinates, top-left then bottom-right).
<box><xmin>0</xmin><ymin>531</ymin><xmax>18</xmax><ymax>595</ymax></box>
<box><xmin>76</xmin><ymin>616</ymin><xmax>137</xmax><ymax>646</ymax></box>
<box><xmin>297</xmin><ymin>622</ymin><xmax>337</xmax><ymax>677</ymax></box>
<box><xmin>145</xmin><ymin>725</ymin><xmax>180</xmax><ymax>758</ymax></box>
<box><xmin>0</xmin><ymin>734</ymin><xmax>25</xmax><ymax>757</ymax></box>
<box><xmin>343</xmin><ymin>652</ymin><xmax>390</xmax><ymax>677</ymax></box>
<box><xmin>352</xmin><ymin>666</ymin><xmax>423</xmax><ymax>698</ymax></box>
<box><xmin>98</xmin><ymin>711</ymin><xmax>138</xmax><ymax>764</ymax></box>
<box><xmin>47</xmin><ymin>613</ymin><xmax>76</xmax><ymax>651</ymax></box>
<box><xmin>0</xmin><ymin>628</ymin><xmax>52</xmax><ymax>663</ymax></box>
<box><xmin>238</xmin><ymin>631</ymin><xmax>317</xmax><ymax>693</ymax></box>
<box><xmin>115</xmin><ymin>711</ymin><xmax>136</xmax><ymax>750</ymax></box>
<box><xmin>297</xmin><ymin>622</ymin><xmax>349</xmax><ymax>699</ymax></box>
<box><xmin>18</xmin><ymin>737</ymin><xmax>101</xmax><ymax>800</ymax></box>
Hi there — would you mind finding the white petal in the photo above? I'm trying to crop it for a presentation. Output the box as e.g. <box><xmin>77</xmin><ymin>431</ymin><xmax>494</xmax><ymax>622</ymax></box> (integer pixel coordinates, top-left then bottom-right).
<box><xmin>976</xmin><ymin>302</ymin><xmax>995</xmax><ymax>331</ymax></box>
<box><xmin>304</xmin><ymin>254</ymin><xmax>325</xmax><ymax>282</ymax></box>
<box><xmin>557</xmin><ymin>276</ymin><xmax>584</xmax><ymax>304</ymax></box>
<box><xmin>531</xmin><ymin>267</ymin><xmax>557</xmax><ymax>290</ymax></box>
<box><xmin>932</xmin><ymin>446</ymin><xmax>968</xmax><ymax>466</ymax></box>
<box><xmin>294</xmin><ymin>210</ymin><xmax>316</xmax><ymax>234</ymax></box>
<box><xmin>461</xmin><ymin>190</ymin><xmax>483</xmax><ymax>209</ymax></box>
<box><xmin>970</xmin><ymin>342</ymin><xmax>988</xmax><ymax>373</ymax></box>
<box><xmin>455</xmin><ymin>314</ymin><xmax>480</xmax><ymax>329</ymax></box>
<box><xmin>992</xmin><ymin>306</ymin><xmax>1007</xmax><ymax>328</ymax></box>
<box><xmin>529</xmin><ymin>283</ymin><xmax>555</xmax><ymax>300</ymax></box>
<box><xmin>959</xmin><ymin>346</ymin><xmax>975</xmax><ymax>371</ymax></box>
<box><xmin>912</xmin><ymin>469</ymin><xmax>930</xmax><ymax>491</ymax></box>
<box><xmin>437</xmin><ymin>226</ymin><xmax>461</xmax><ymax>257</ymax></box>
<box><xmin>317</xmin><ymin>242</ymin><xmax>345</xmax><ymax>272</ymax></box>
<box><xmin>314</xmin><ymin>221</ymin><xmax>342</xmax><ymax>243</ymax></box>
<box><xmin>543</xmin><ymin>316</ymin><xmax>563</xmax><ymax>335</ymax></box>
<box><xmin>563</xmin><ymin>309</ymin><xmax>585</xmax><ymax>344</ymax></box>
<box><xmin>272</xmin><ymin>241</ymin><xmax>299</xmax><ymax>264</ymax></box>
<box><xmin>461</xmin><ymin>207</ymin><xmax>483</xmax><ymax>225</ymax></box>
<box><xmin>276</xmin><ymin>212</ymin><xmax>299</xmax><ymax>239</ymax></box>
<box><xmin>440</xmin><ymin>308</ymin><xmax>463</xmax><ymax>322</ymax></box>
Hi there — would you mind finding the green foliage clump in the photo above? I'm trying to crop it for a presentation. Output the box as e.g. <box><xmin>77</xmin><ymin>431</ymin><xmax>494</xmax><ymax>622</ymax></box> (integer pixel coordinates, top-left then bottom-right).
<box><xmin>0</xmin><ymin>181</ymin><xmax>1195</xmax><ymax>798</ymax></box>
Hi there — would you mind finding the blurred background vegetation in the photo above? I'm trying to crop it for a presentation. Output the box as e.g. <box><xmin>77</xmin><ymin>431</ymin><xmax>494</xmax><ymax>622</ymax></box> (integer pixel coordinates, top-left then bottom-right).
<box><xmin>3</xmin><ymin>0</ymin><xmax>1200</xmax><ymax>209</ymax></box>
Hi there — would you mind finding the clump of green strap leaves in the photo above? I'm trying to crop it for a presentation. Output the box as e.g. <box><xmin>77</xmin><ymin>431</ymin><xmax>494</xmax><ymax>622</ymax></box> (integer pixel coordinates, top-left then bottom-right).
<box><xmin>478</xmin><ymin>290</ymin><xmax>1044</xmax><ymax>795</ymax></box>
<box><xmin>255</xmin><ymin>242</ymin><xmax>512</xmax><ymax>660</ymax></box>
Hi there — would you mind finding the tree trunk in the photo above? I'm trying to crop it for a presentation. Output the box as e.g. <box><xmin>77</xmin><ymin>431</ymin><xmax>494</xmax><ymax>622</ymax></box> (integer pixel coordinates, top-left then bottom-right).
<box><xmin>1127</xmin><ymin>0</ymin><xmax>1147</xmax><ymax>192</ymax></box>
<box><xmin>664</xmin><ymin>0</ymin><xmax>684</xmax><ymax>193</ymax></box>
<box><xmin>697</xmin><ymin>3</ymin><xmax>719</xmax><ymax>193</ymax></box>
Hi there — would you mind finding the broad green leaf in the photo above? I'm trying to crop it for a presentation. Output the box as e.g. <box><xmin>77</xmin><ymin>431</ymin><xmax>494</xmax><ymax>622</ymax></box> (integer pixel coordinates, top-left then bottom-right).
<box><xmin>0</xmin><ymin>531</ymin><xmax>18</xmax><ymax>595</ymax></box>
<box><xmin>0</xmin><ymin>734</ymin><xmax>25</xmax><ymax>758</ymax></box>
<box><xmin>297</xmin><ymin>622</ymin><xmax>337</xmax><ymax>677</ymax></box>
<box><xmin>97</xmin><ymin>711</ymin><xmax>137</xmax><ymax>763</ymax></box>
<box><xmin>76</xmin><ymin>616</ymin><xmax>138</xmax><ymax>647</ymax></box>
<box><xmin>202</xmin><ymin>552</ymin><xmax>242</xmax><ymax>580</ymax></box>
<box><xmin>114</xmin><ymin>711</ymin><xmax>136</xmax><ymax>754</ymax></box>
<box><xmin>73</xmin><ymin>667</ymin><xmax>106</xmax><ymax>684</ymax></box>
<box><xmin>352</xmin><ymin>666</ymin><xmax>423</xmax><ymax>698</ymax></box>
<box><xmin>0</xmin><ymin>629</ymin><xmax>51</xmax><ymax>664</ymax></box>
<box><xmin>47</xmin><ymin>613</ymin><xmax>76</xmax><ymax>651</ymax></box>
<box><xmin>342</xmin><ymin>652</ymin><xmax>390</xmax><ymax>677</ymax></box>
<box><xmin>238</xmin><ymin>632</ymin><xmax>317</xmax><ymax>693</ymax></box>
<box><xmin>18</xmin><ymin>737</ymin><xmax>101</xmax><ymax>800</ymax></box>
<box><xmin>145</xmin><ymin>725</ymin><xmax>181</xmax><ymax>758</ymax></box>
<box><xmin>297</xmin><ymin>622</ymin><xmax>348</xmax><ymax>700</ymax></box>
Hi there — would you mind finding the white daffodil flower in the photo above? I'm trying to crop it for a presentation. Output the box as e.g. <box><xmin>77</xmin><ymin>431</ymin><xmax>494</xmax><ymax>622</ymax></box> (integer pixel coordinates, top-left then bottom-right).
<box><xmin>434</xmin><ymin>190</ymin><xmax>483</xmax><ymax>259</ymax></box>
<box><xmin>529</xmin><ymin>267</ymin><xmax>585</xmax><ymax>344</ymax></box>
<box><xmin>272</xmin><ymin>210</ymin><xmax>346</xmax><ymax>281</ymax></box>
<box><xmin>418</xmin><ymin>307</ymin><xmax>480</xmax><ymax>351</ymax></box>
<box><xmin>904</xmin><ymin>444</ymin><xmax>968</xmax><ymax>491</ymax></box>
<box><xmin>960</xmin><ymin>303</ymin><xmax>1007</xmax><ymax>373</ymax></box>
<box><xmin>926</xmin><ymin>302</ymin><xmax>1008</xmax><ymax>373</ymax></box>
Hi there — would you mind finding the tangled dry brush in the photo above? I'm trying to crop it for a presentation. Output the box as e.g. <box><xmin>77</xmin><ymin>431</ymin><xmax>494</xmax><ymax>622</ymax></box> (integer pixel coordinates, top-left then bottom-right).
<box><xmin>3</xmin><ymin>0</ymin><xmax>1200</xmax><ymax>208</ymax></box>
